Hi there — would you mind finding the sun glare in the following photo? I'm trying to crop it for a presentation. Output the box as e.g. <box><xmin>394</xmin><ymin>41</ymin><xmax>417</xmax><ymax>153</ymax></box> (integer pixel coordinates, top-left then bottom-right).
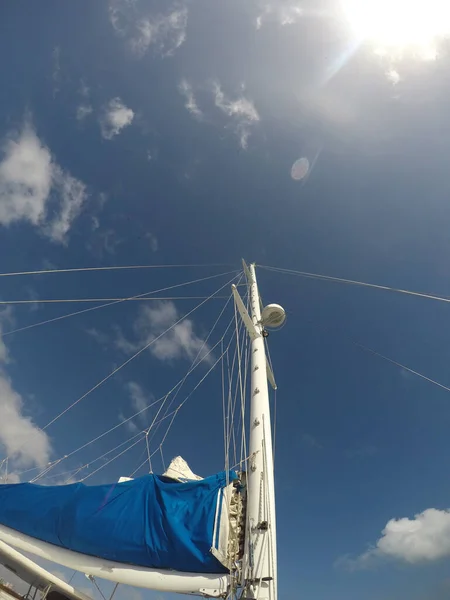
<box><xmin>342</xmin><ymin>0</ymin><xmax>450</xmax><ymax>58</ymax></box>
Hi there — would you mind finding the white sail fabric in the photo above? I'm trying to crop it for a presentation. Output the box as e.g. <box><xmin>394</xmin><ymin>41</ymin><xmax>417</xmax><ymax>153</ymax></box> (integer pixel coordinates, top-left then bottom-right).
<box><xmin>163</xmin><ymin>456</ymin><xmax>202</xmax><ymax>482</ymax></box>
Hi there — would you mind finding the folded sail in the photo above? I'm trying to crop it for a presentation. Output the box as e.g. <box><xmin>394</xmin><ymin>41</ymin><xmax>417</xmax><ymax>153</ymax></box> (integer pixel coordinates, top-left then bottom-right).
<box><xmin>0</xmin><ymin>471</ymin><xmax>237</xmax><ymax>574</ymax></box>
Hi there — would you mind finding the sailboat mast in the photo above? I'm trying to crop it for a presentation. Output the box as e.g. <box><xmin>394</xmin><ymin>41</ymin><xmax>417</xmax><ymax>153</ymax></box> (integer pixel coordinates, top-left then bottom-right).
<box><xmin>244</xmin><ymin>262</ymin><xmax>277</xmax><ymax>600</ymax></box>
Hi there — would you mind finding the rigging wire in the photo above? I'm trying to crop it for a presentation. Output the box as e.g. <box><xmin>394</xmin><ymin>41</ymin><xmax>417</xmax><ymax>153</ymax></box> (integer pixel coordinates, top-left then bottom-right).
<box><xmin>3</xmin><ymin>273</ymin><xmax>239</xmax><ymax>470</ymax></box>
<box><xmin>155</xmin><ymin>307</ymin><xmax>242</xmax><ymax>456</ymax></box>
<box><xmin>87</xmin><ymin>576</ymin><xmax>107</xmax><ymax>600</ymax></box>
<box><xmin>147</xmin><ymin>274</ymin><xmax>244</xmax><ymax>453</ymax></box>
<box><xmin>46</xmin><ymin>330</ymin><xmax>234</xmax><ymax>471</ymax></box>
<box><xmin>25</xmin><ymin>290</ymin><xmax>242</xmax><ymax>482</ymax></box>
<box><xmin>0</xmin><ymin>264</ymin><xmax>234</xmax><ymax>279</ymax></box>
<box><xmin>41</xmin><ymin>273</ymin><xmax>239</xmax><ymax>431</ymax></box>
<box><xmin>3</xmin><ymin>270</ymin><xmax>238</xmax><ymax>337</ymax></box>
<box><xmin>354</xmin><ymin>341</ymin><xmax>450</xmax><ymax>395</ymax></box>
<box><xmin>0</xmin><ymin>296</ymin><xmax>232</xmax><ymax>305</ymax></box>
<box><xmin>225</xmin><ymin>307</ymin><xmax>247</xmax><ymax>473</ymax></box>
<box><xmin>80</xmin><ymin>435</ymin><xmax>147</xmax><ymax>482</ymax></box>
<box><xmin>153</xmin><ymin>304</ymin><xmax>248</xmax><ymax>470</ymax></box>
<box><xmin>302</xmin><ymin>316</ymin><xmax>450</xmax><ymax>402</ymax></box>
<box><xmin>259</xmin><ymin>264</ymin><xmax>450</xmax><ymax>305</ymax></box>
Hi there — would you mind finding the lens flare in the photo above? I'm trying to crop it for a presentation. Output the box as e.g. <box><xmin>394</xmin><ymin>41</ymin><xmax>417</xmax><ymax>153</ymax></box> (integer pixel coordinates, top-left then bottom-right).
<box><xmin>341</xmin><ymin>0</ymin><xmax>450</xmax><ymax>58</ymax></box>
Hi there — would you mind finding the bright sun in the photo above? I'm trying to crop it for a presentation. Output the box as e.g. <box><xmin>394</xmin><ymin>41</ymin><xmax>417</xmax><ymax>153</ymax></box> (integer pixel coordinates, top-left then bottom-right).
<box><xmin>342</xmin><ymin>0</ymin><xmax>450</xmax><ymax>58</ymax></box>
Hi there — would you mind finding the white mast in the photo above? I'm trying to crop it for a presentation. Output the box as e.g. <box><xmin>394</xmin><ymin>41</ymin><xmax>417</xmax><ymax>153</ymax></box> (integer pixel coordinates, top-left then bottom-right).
<box><xmin>232</xmin><ymin>261</ymin><xmax>282</xmax><ymax>600</ymax></box>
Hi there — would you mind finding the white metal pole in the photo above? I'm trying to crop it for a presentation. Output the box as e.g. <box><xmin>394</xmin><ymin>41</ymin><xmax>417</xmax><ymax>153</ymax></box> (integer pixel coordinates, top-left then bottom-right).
<box><xmin>244</xmin><ymin>263</ymin><xmax>277</xmax><ymax>600</ymax></box>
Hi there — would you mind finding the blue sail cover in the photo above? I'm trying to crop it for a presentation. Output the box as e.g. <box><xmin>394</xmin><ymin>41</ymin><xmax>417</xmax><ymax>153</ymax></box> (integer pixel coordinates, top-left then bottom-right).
<box><xmin>0</xmin><ymin>471</ymin><xmax>237</xmax><ymax>574</ymax></box>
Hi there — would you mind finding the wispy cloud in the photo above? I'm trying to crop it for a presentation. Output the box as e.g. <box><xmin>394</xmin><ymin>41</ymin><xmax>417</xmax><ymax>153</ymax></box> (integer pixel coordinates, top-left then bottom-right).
<box><xmin>0</xmin><ymin>311</ymin><xmax>51</xmax><ymax>470</ymax></box>
<box><xmin>109</xmin><ymin>1</ymin><xmax>188</xmax><ymax>58</ymax></box>
<box><xmin>127</xmin><ymin>381</ymin><xmax>150</xmax><ymax>416</ymax></box>
<box><xmin>45</xmin><ymin>167</ymin><xmax>87</xmax><ymax>243</ymax></box>
<box><xmin>146</xmin><ymin>232</ymin><xmax>158</xmax><ymax>252</ymax></box>
<box><xmin>76</xmin><ymin>79</ymin><xmax>93</xmax><ymax>121</ymax></box>
<box><xmin>0</xmin><ymin>121</ymin><xmax>88</xmax><ymax>244</ymax></box>
<box><xmin>87</xmin><ymin>227</ymin><xmax>124</xmax><ymax>258</ymax></box>
<box><xmin>212</xmin><ymin>82</ymin><xmax>260</xmax><ymax>149</ymax></box>
<box><xmin>0</xmin><ymin>308</ymin><xmax>13</xmax><ymax>364</ymax></box>
<box><xmin>345</xmin><ymin>444</ymin><xmax>378</xmax><ymax>459</ymax></box>
<box><xmin>100</xmin><ymin>97</ymin><xmax>134</xmax><ymax>140</ymax></box>
<box><xmin>77</xmin><ymin>104</ymin><xmax>93</xmax><ymax>121</ymax></box>
<box><xmin>52</xmin><ymin>46</ymin><xmax>61</xmax><ymax>97</ymax></box>
<box><xmin>338</xmin><ymin>508</ymin><xmax>450</xmax><ymax>570</ymax></box>
<box><xmin>256</xmin><ymin>1</ymin><xmax>303</xmax><ymax>29</ymax></box>
<box><xmin>179</xmin><ymin>79</ymin><xmax>202</xmax><ymax>119</ymax></box>
<box><xmin>123</xmin><ymin>381</ymin><xmax>153</xmax><ymax>431</ymax></box>
<box><xmin>85</xmin><ymin>327</ymin><xmax>110</xmax><ymax>346</ymax></box>
<box><xmin>301</xmin><ymin>433</ymin><xmax>323</xmax><ymax>449</ymax></box>
<box><xmin>119</xmin><ymin>411</ymin><xmax>139</xmax><ymax>433</ymax></box>
<box><xmin>386</xmin><ymin>68</ymin><xmax>401</xmax><ymax>85</ymax></box>
<box><xmin>117</xmin><ymin>383</ymin><xmax>153</xmax><ymax>433</ymax></box>
<box><xmin>116</xmin><ymin>301</ymin><xmax>212</xmax><ymax>364</ymax></box>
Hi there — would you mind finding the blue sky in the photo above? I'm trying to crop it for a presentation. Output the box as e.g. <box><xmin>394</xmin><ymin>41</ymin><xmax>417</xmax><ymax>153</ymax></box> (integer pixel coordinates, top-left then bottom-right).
<box><xmin>2</xmin><ymin>1</ymin><xmax>450</xmax><ymax>599</ymax></box>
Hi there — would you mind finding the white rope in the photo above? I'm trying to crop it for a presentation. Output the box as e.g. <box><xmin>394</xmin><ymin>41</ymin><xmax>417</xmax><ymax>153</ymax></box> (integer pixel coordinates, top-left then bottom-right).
<box><xmin>155</xmin><ymin>306</ymin><xmax>246</xmax><ymax>457</ymax></box>
<box><xmin>3</xmin><ymin>270</ymin><xmax>237</xmax><ymax>337</ymax></box>
<box><xmin>239</xmin><ymin>328</ymin><xmax>250</xmax><ymax>471</ymax></box>
<box><xmin>0</xmin><ymin>264</ymin><xmax>233</xmax><ymax>278</ymax></box>
<box><xmin>148</xmin><ymin>275</ymin><xmax>243</xmax><ymax>450</ymax></box>
<box><xmin>221</xmin><ymin>340</ymin><xmax>229</xmax><ymax>475</ymax></box>
<box><xmin>25</xmin><ymin>296</ymin><xmax>239</xmax><ymax>482</ymax></box>
<box><xmin>259</xmin><ymin>264</ymin><xmax>450</xmax><ymax>305</ymax></box>
<box><xmin>156</xmin><ymin>312</ymin><xmax>240</xmax><ymax>452</ymax></box>
<box><xmin>3</xmin><ymin>274</ymin><xmax>239</xmax><ymax>472</ymax></box>
<box><xmin>41</xmin><ymin>274</ymin><xmax>238</xmax><ymax>431</ymax></box>
<box><xmin>32</xmin><ymin>430</ymin><xmax>146</xmax><ymax>483</ymax></box>
<box><xmin>0</xmin><ymin>296</ymin><xmax>231</xmax><ymax>305</ymax></box>
<box><xmin>226</xmin><ymin>308</ymin><xmax>247</xmax><ymax>470</ymax></box>
<box><xmin>80</xmin><ymin>436</ymin><xmax>146</xmax><ymax>482</ymax></box>
<box><xmin>48</xmin><ymin>332</ymin><xmax>233</xmax><ymax>469</ymax></box>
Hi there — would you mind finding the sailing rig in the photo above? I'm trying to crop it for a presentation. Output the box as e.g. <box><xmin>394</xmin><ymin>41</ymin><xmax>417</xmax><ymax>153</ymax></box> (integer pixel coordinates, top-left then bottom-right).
<box><xmin>0</xmin><ymin>262</ymin><xmax>284</xmax><ymax>600</ymax></box>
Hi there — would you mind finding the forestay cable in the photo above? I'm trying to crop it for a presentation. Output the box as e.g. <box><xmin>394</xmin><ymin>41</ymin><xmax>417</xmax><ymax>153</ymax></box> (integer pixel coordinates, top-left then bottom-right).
<box><xmin>3</xmin><ymin>270</ymin><xmax>237</xmax><ymax>337</ymax></box>
<box><xmin>42</xmin><ymin>273</ymin><xmax>238</xmax><ymax>430</ymax></box>
<box><xmin>0</xmin><ymin>264</ymin><xmax>234</xmax><ymax>278</ymax></box>
<box><xmin>3</xmin><ymin>273</ymin><xmax>239</xmax><ymax>472</ymax></box>
<box><xmin>259</xmin><ymin>264</ymin><xmax>450</xmax><ymax>304</ymax></box>
<box><xmin>0</xmin><ymin>296</ymin><xmax>231</xmax><ymax>305</ymax></box>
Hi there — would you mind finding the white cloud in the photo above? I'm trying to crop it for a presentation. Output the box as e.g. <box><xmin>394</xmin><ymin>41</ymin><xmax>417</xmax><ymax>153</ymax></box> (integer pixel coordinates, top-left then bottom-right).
<box><xmin>127</xmin><ymin>381</ymin><xmax>149</xmax><ymax>415</ymax></box>
<box><xmin>109</xmin><ymin>1</ymin><xmax>188</xmax><ymax>58</ymax></box>
<box><xmin>119</xmin><ymin>411</ymin><xmax>139</xmax><ymax>433</ymax></box>
<box><xmin>52</xmin><ymin>46</ymin><xmax>61</xmax><ymax>97</ymax></box>
<box><xmin>116</xmin><ymin>302</ymin><xmax>212</xmax><ymax>363</ymax></box>
<box><xmin>85</xmin><ymin>327</ymin><xmax>110</xmax><ymax>346</ymax></box>
<box><xmin>213</xmin><ymin>82</ymin><xmax>260</xmax><ymax>149</ymax></box>
<box><xmin>124</xmin><ymin>381</ymin><xmax>153</xmax><ymax>431</ymax></box>
<box><xmin>0</xmin><ymin>372</ymin><xmax>51</xmax><ymax>469</ymax></box>
<box><xmin>256</xmin><ymin>1</ymin><xmax>303</xmax><ymax>29</ymax></box>
<box><xmin>0</xmin><ymin>471</ymin><xmax>21</xmax><ymax>484</ymax></box>
<box><xmin>0</xmin><ymin>309</ymin><xmax>51</xmax><ymax>470</ymax></box>
<box><xmin>45</xmin><ymin>167</ymin><xmax>87</xmax><ymax>244</ymax></box>
<box><xmin>0</xmin><ymin>308</ymin><xmax>13</xmax><ymax>364</ymax></box>
<box><xmin>76</xmin><ymin>104</ymin><xmax>93</xmax><ymax>121</ymax></box>
<box><xmin>179</xmin><ymin>79</ymin><xmax>202</xmax><ymax>119</ymax></box>
<box><xmin>79</xmin><ymin>79</ymin><xmax>90</xmax><ymax>98</ymax></box>
<box><xmin>146</xmin><ymin>232</ymin><xmax>158</xmax><ymax>252</ymax></box>
<box><xmin>100</xmin><ymin>97</ymin><xmax>134</xmax><ymax>140</ymax></box>
<box><xmin>76</xmin><ymin>79</ymin><xmax>93</xmax><ymax>121</ymax></box>
<box><xmin>301</xmin><ymin>433</ymin><xmax>322</xmax><ymax>449</ymax></box>
<box><xmin>0</xmin><ymin>123</ymin><xmax>88</xmax><ymax>243</ymax></box>
<box><xmin>386</xmin><ymin>68</ymin><xmax>401</xmax><ymax>85</ymax></box>
<box><xmin>342</xmin><ymin>508</ymin><xmax>450</xmax><ymax>569</ymax></box>
<box><xmin>0</xmin><ymin>125</ymin><xmax>52</xmax><ymax>227</ymax></box>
